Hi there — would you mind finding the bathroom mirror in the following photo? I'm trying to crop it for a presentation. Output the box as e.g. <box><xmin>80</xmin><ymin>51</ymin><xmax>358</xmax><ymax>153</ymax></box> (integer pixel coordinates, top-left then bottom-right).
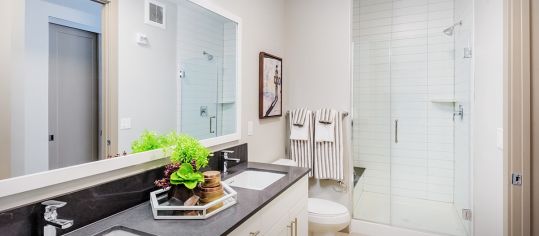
<box><xmin>0</xmin><ymin>0</ymin><xmax>241</xmax><ymax>191</ymax></box>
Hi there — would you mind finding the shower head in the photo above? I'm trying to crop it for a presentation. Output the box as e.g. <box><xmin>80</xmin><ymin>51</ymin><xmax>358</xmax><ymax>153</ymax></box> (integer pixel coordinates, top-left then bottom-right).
<box><xmin>203</xmin><ymin>51</ymin><xmax>214</xmax><ymax>61</ymax></box>
<box><xmin>443</xmin><ymin>21</ymin><xmax>463</xmax><ymax>36</ymax></box>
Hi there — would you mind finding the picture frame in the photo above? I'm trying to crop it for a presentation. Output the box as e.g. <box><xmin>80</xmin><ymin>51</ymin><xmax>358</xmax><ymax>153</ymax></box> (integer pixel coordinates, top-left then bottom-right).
<box><xmin>259</xmin><ymin>52</ymin><xmax>283</xmax><ymax>119</ymax></box>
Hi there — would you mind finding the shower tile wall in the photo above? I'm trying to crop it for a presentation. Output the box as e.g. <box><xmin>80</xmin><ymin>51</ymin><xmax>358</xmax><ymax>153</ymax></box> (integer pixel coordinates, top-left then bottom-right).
<box><xmin>177</xmin><ymin>1</ymin><xmax>236</xmax><ymax>139</ymax></box>
<box><xmin>353</xmin><ymin>0</ymin><xmax>456</xmax><ymax>202</ymax></box>
<box><xmin>219</xmin><ymin>22</ymin><xmax>237</xmax><ymax>136</ymax></box>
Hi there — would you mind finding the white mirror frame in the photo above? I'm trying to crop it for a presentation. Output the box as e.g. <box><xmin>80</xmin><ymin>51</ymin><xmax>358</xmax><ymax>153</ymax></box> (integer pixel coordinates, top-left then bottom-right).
<box><xmin>0</xmin><ymin>0</ymin><xmax>242</xmax><ymax>198</ymax></box>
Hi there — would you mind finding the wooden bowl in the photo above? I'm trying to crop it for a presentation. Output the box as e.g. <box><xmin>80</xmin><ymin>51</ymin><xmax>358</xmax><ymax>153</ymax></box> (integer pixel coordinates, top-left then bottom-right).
<box><xmin>199</xmin><ymin>189</ymin><xmax>224</xmax><ymax>203</ymax></box>
<box><xmin>202</xmin><ymin>171</ymin><xmax>221</xmax><ymax>187</ymax></box>
<box><xmin>199</xmin><ymin>184</ymin><xmax>222</xmax><ymax>192</ymax></box>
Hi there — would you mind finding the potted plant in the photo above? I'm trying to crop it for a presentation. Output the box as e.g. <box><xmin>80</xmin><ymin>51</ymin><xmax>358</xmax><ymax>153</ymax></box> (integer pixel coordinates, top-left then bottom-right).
<box><xmin>132</xmin><ymin>132</ymin><xmax>211</xmax><ymax>203</ymax></box>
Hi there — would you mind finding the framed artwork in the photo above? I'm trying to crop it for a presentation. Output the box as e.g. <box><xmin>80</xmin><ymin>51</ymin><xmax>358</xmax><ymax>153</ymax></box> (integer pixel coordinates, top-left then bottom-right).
<box><xmin>259</xmin><ymin>52</ymin><xmax>283</xmax><ymax>119</ymax></box>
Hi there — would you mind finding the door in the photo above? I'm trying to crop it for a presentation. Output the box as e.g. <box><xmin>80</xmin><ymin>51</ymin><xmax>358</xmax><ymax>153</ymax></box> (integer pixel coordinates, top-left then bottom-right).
<box><xmin>49</xmin><ymin>23</ymin><xmax>99</xmax><ymax>169</ymax></box>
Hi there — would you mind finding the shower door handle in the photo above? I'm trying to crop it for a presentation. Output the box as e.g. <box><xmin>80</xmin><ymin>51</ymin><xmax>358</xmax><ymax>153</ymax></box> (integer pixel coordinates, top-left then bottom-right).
<box><xmin>394</xmin><ymin>119</ymin><xmax>399</xmax><ymax>143</ymax></box>
<box><xmin>209</xmin><ymin>116</ymin><xmax>216</xmax><ymax>134</ymax></box>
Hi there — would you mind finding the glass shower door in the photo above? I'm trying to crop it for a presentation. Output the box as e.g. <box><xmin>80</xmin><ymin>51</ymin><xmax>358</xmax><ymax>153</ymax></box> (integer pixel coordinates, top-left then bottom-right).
<box><xmin>352</xmin><ymin>0</ymin><xmax>471</xmax><ymax>235</ymax></box>
<box><xmin>180</xmin><ymin>57</ymin><xmax>219</xmax><ymax>140</ymax></box>
<box><xmin>351</xmin><ymin>0</ymin><xmax>392</xmax><ymax>224</ymax></box>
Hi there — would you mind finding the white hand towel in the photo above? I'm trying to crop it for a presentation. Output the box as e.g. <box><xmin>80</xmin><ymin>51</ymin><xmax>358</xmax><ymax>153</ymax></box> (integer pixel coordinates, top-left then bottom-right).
<box><xmin>315</xmin><ymin>110</ymin><xmax>335</xmax><ymax>142</ymax></box>
<box><xmin>290</xmin><ymin>124</ymin><xmax>309</xmax><ymax>140</ymax></box>
<box><xmin>290</xmin><ymin>109</ymin><xmax>311</xmax><ymax>141</ymax></box>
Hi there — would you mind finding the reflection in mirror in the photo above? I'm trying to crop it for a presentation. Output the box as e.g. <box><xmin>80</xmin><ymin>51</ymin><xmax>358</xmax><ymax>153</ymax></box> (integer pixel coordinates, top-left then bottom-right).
<box><xmin>178</xmin><ymin>0</ymin><xmax>237</xmax><ymax>140</ymax></box>
<box><xmin>1</xmin><ymin>0</ymin><xmax>239</xmax><ymax>181</ymax></box>
<box><xmin>1</xmin><ymin>0</ymin><xmax>104</xmax><ymax>180</ymax></box>
<box><xmin>117</xmin><ymin>0</ymin><xmax>238</xmax><ymax>152</ymax></box>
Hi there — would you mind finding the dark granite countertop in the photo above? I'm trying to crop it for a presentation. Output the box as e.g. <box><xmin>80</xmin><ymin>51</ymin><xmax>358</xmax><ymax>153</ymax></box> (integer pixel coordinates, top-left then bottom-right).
<box><xmin>64</xmin><ymin>162</ymin><xmax>310</xmax><ymax>236</ymax></box>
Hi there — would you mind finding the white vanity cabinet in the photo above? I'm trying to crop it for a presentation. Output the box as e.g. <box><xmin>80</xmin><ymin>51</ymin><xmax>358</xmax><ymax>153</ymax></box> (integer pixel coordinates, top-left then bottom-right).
<box><xmin>228</xmin><ymin>176</ymin><xmax>308</xmax><ymax>236</ymax></box>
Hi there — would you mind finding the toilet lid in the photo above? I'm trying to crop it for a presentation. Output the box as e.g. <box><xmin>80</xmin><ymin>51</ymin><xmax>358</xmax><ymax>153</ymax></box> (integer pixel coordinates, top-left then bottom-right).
<box><xmin>308</xmin><ymin>198</ymin><xmax>348</xmax><ymax>216</ymax></box>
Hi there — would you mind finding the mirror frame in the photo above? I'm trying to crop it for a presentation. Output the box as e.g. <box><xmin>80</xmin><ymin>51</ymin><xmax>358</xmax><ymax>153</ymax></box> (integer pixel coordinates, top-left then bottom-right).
<box><xmin>0</xmin><ymin>0</ymin><xmax>242</xmax><ymax>198</ymax></box>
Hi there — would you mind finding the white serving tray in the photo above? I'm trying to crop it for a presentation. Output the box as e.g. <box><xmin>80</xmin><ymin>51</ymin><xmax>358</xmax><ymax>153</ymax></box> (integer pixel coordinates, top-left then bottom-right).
<box><xmin>149</xmin><ymin>182</ymin><xmax>237</xmax><ymax>220</ymax></box>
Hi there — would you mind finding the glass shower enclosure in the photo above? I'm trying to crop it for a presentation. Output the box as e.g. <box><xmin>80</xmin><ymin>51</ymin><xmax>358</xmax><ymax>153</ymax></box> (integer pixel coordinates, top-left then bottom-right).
<box><xmin>351</xmin><ymin>0</ymin><xmax>473</xmax><ymax>235</ymax></box>
<box><xmin>177</xmin><ymin>0</ymin><xmax>237</xmax><ymax>140</ymax></box>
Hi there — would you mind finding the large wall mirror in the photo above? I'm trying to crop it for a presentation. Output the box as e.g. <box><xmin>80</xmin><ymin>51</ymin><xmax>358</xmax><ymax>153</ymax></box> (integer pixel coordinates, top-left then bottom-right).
<box><xmin>0</xmin><ymin>0</ymin><xmax>241</xmax><ymax>189</ymax></box>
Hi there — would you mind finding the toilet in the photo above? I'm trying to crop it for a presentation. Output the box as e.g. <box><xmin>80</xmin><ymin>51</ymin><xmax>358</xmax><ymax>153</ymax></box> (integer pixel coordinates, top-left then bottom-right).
<box><xmin>272</xmin><ymin>159</ymin><xmax>351</xmax><ymax>236</ymax></box>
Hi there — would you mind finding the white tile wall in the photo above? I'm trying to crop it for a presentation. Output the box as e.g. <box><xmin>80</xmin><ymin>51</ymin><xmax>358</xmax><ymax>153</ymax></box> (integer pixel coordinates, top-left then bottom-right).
<box><xmin>177</xmin><ymin>0</ymin><xmax>237</xmax><ymax>139</ymax></box>
<box><xmin>353</xmin><ymin>0</ymin><xmax>456</xmax><ymax>203</ymax></box>
<box><xmin>218</xmin><ymin>22</ymin><xmax>237</xmax><ymax>136</ymax></box>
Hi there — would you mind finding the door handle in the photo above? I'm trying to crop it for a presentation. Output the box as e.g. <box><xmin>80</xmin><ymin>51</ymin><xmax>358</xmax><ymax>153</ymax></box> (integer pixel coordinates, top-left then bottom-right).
<box><xmin>394</xmin><ymin>119</ymin><xmax>399</xmax><ymax>143</ymax></box>
<box><xmin>209</xmin><ymin>116</ymin><xmax>216</xmax><ymax>134</ymax></box>
<box><xmin>249</xmin><ymin>231</ymin><xmax>260</xmax><ymax>236</ymax></box>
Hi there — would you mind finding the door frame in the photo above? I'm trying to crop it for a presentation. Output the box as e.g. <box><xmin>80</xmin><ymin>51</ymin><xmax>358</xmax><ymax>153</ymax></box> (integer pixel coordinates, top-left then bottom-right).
<box><xmin>504</xmin><ymin>0</ymin><xmax>532</xmax><ymax>235</ymax></box>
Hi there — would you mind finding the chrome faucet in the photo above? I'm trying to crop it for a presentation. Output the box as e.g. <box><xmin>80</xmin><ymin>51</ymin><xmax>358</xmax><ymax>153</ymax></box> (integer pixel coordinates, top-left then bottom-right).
<box><xmin>42</xmin><ymin>200</ymin><xmax>73</xmax><ymax>236</ymax></box>
<box><xmin>222</xmin><ymin>150</ymin><xmax>240</xmax><ymax>175</ymax></box>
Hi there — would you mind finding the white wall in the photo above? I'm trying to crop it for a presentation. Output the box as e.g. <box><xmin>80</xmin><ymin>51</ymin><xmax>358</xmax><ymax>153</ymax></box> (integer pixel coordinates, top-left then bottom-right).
<box><xmin>284</xmin><ymin>0</ymin><xmax>353</xmax><ymax>209</ymax></box>
<box><xmin>472</xmin><ymin>0</ymin><xmax>504</xmax><ymax>235</ymax></box>
<box><xmin>117</xmin><ymin>0</ymin><xmax>178</xmax><ymax>153</ymax></box>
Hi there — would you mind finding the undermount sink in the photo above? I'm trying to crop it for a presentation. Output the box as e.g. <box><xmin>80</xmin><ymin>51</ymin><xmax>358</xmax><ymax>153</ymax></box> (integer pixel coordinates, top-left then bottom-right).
<box><xmin>224</xmin><ymin>170</ymin><xmax>285</xmax><ymax>190</ymax></box>
<box><xmin>93</xmin><ymin>226</ymin><xmax>156</xmax><ymax>236</ymax></box>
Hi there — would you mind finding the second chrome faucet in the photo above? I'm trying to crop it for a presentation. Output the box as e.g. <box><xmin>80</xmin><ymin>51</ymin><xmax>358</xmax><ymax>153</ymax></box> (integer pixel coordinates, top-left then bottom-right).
<box><xmin>221</xmin><ymin>150</ymin><xmax>240</xmax><ymax>175</ymax></box>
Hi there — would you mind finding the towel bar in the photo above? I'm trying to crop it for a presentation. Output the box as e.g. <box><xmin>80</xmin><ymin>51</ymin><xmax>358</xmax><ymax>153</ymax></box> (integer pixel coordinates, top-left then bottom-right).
<box><xmin>286</xmin><ymin>111</ymin><xmax>349</xmax><ymax>117</ymax></box>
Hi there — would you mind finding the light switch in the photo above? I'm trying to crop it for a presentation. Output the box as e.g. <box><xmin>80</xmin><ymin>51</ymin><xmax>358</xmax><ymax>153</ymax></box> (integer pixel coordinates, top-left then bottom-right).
<box><xmin>120</xmin><ymin>118</ymin><xmax>131</xmax><ymax>130</ymax></box>
<box><xmin>136</xmin><ymin>33</ymin><xmax>149</xmax><ymax>45</ymax></box>
<box><xmin>247</xmin><ymin>121</ymin><xmax>254</xmax><ymax>136</ymax></box>
<box><xmin>497</xmin><ymin>128</ymin><xmax>503</xmax><ymax>150</ymax></box>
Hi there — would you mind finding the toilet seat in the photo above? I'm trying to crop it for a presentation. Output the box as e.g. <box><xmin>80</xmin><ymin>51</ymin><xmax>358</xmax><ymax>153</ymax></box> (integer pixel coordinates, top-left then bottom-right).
<box><xmin>308</xmin><ymin>198</ymin><xmax>350</xmax><ymax>225</ymax></box>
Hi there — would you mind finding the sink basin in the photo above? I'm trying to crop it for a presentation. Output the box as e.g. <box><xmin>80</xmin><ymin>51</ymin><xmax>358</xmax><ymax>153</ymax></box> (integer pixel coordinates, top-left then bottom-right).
<box><xmin>93</xmin><ymin>226</ymin><xmax>156</xmax><ymax>236</ymax></box>
<box><xmin>224</xmin><ymin>170</ymin><xmax>285</xmax><ymax>190</ymax></box>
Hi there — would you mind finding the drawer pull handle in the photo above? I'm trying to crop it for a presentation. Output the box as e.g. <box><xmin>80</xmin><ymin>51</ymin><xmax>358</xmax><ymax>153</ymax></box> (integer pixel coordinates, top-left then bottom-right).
<box><xmin>287</xmin><ymin>218</ymin><xmax>298</xmax><ymax>236</ymax></box>
<box><xmin>293</xmin><ymin>218</ymin><xmax>298</xmax><ymax>236</ymax></box>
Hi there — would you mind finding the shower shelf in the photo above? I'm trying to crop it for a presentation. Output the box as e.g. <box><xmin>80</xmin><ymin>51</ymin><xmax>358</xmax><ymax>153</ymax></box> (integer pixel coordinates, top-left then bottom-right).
<box><xmin>430</xmin><ymin>99</ymin><xmax>457</xmax><ymax>103</ymax></box>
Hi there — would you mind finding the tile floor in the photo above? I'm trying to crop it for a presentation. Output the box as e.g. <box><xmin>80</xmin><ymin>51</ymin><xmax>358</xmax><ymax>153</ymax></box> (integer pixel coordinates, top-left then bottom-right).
<box><xmin>353</xmin><ymin>191</ymin><xmax>467</xmax><ymax>236</ymax></box>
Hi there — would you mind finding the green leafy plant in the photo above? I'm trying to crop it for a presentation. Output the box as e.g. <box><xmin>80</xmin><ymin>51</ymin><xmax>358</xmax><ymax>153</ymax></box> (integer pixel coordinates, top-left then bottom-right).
<box><xmin>132</xmin><ymin>131</ymin><xmax>211</xmax><ymax>190</ymax></box>
<box><xmin>163</xmin><ymin>132</ymin><xmax>211</xmax><ymax>170</ymax></box>
<box><xmin>131</xmin><ymin>130</ymin><xmax>168</xmax><ymax>153</ymax></box>
<box><xmin>169</xmin><ymin>163</ymin><xmax>205</xmax><ymax>189</ymax></box>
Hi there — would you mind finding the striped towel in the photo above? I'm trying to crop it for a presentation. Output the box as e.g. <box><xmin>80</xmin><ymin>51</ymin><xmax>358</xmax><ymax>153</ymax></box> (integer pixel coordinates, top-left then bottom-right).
<box><xmin>292</xmin><ymin>108</ymin><xmax>308</xmax><ymax>127</ymax></box>
<box><xmin>319</xmin><ymin>108</ymin><xmax>333</xmax><ymax>124</ymax></box>
<box><xmin>289</xmin><ymin>109</ymin><xmax>314</xmax><ymax>177</ymax></box>
<box><xmin>313</xmin><ymin>110</ymin><xmax>344</xmax><ymax>181</ymax></box>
